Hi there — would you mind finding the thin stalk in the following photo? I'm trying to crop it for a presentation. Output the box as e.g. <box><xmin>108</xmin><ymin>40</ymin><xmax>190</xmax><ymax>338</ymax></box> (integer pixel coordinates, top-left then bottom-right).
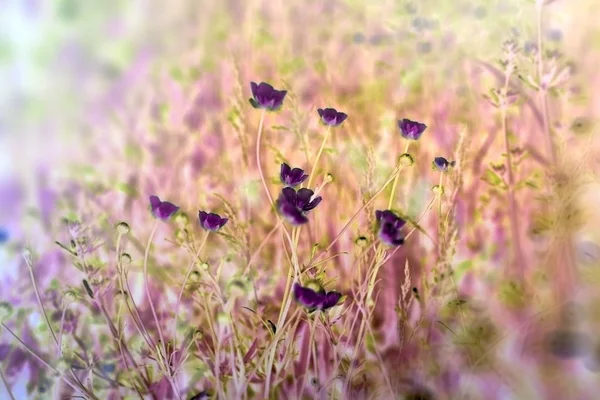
<box><xmin>173</xmin><ymin>231</ymin><xmax>210</xmax><ymax>349</ymax></box>
<box><xmin>387</xmin><ymin>141</ymin><xmax>411</xmax><ymax>209</ymax></box>
<box><xmin>24</xmin><ymin>253</ymin><xmax>93</xmax><ymax>398</ymax></box>
<box><xmin>264</xmin><ymin>264</ymin><xmax>294</xmax><ymax>397</ymax></box>
<box><xmin>310</xmin><ymin>316</ymin><xmax>319</xmax><ymax>382</ymax></box>
<box><xmin>256</xmin><ymin>109</ymin><xmax>274</xmax><ymax>206</ymax></box>
<box><xmin>310</xmin><ymin>163</ymin><xmax>405</xmax><ymax>267</ymax></box>
<box><xmin>57</xmin><ymin>301</ymin><xmax>69</xmax><ymax>357</ymax></box>
<box><xmin>307</xmin><ymin>126</ymin><xmax>332</xmax><ymax>189</ymax></box>
<box><xmin>536</xmin><ymin>1</ymin><xmax>557</xmax><ymax>163</ymax></box>
<box><xmin>0</xmin><ymin>368</ymin><xmax>16</xmax><ymax>400</ymax></box>
<box><xmin>245</xmin><ymin>219</ymin><xmax>282</xmax><ymax>274</ymax></box>
<box><xmin>254</xmin><ymin>108</ymin><xmax>297</xmax><ymax>264</ymax></box>
<box><xmin>501</xmin><ymin>72</ymin><xmax>525</xmax><ymax>278</ymax></box>
<box><xmin>345</xmin><ymin>251</ymin><xmax>381</xmax><ymax>392</ymax></box>
<box><xmin>437</xmin><ymin>173</ymin><xmax>444</xmax><ymax>219</ymax></box>
<box><xmin>1</xmin><ymin>322</ymin><xmax>93</xmax><ymax>399</ymax></box>
<box><xmin>24</xmin><ymin>253</ymin><xmax>58</xmax><ymax>345</ymax></box>
<box><xmin>116</xmin><ymin>234</ymin><xmax>156</xmax><ymax>350</ymax></box>
<box><xmin>255</xmin><ymin>105</ymin><xmax>301</xmax><ymax>397</ymax></box>
<box><xmin>142</xmin><ymin>221</ymin><xmax>170</xmax><ymax>375</ymax></box>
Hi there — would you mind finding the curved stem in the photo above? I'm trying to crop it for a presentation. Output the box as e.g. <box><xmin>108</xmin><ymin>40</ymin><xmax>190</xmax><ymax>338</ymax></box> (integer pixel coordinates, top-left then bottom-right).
<box><xmin>24</xmin><ymin>253</ymin><xmax>58</xmax><ymax>346</ymax></box>
<box><xmin>0</xmin><ymin>367</ymin><xmax>15</xmax><ymax>400</ymax></box>
<box><xmin>500</xmin><ymin>62</ymin><xmax>525</xmax><ymax>278</ymax></box>
<box><xmin>245</xmin><ymin>220</ymin><xmax>282</xmax><ymax>274</ymax></box>
<box><xmin>255</xmin><ymin>108</ymin><xmax>297</xmax><ymax>260</ymax></box>
<box><xmin>307</xmin><ymin>126</ymin><xmax>332</xmax><ymax>189</ymax></box>
<box><xmin>256</xmin><ymin>109</ymin><xmax>274</xmax><ymax>206</ymax></box>
<box><xmin>1</xmin><ymin>322</ymin><xmax>93</xmax><ymax>399</ymax></box>
<box><xmin>143</xmin><ymin>221</ymin><xmax>168</xmax><ymax>366</ymax></box>
<box><xmin>309</xmin><ymin>163</ymin><xmax>404</xmax><ymax>267</ymax></box>
<box><xmin>387</xmin><ymin>141</ymin><xmax>411</xmax><ymax>209</ymax></box>
<box><xmin>116</xmin><ymin>235</ymin><xmax>156</xmax><ymax>350</ymax></box>
<box><xmin>264</xmin><ymin>264</ymin><xmax>294</xmax><ymax>397</ymax></box>
<box><xmin>173</xmin><ymin>231</ymin><xmax>210</xmax><ymax>351</ymax></box>
<box><xmin>437</xmin><ymin>173</ymin><xmax>444</xmax><ymax>219</ymax></box>
<box><xmin>536</xmin><ymin>2</ymin><xmax>556</xmax><ymax>163</ymax></box>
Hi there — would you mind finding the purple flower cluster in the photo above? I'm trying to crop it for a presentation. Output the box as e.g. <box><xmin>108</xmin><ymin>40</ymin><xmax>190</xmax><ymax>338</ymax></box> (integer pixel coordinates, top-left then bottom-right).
<box><xmin>249</xmin><ymin>82</ymin><xmax>287</xmax><ymax>111</ymax></box>
<box><xmin>432</xmin><ymin>157</ymin><xmax>456</xmax><ymax>172</ymax></box>
<box><xmin>149</xmin><ymin>196</ymin><xmax>228</xmax><ymax>232</ymax></box>
<box><xmin>280</xmin><ymin>163</ymin><xmax>308</xmax><ymax>187</ymax></box>
<box><xmin>317</xmin><ymin>108</ymin><xmax>348</xmax><ymax>127</ymax></box>
<box><xmin>199</xmin><ymin>211</ymin><xmax>228</xmax><ymax>232</ymax></box>
<box><xmin>293</xmin><ymin>282</ymin><xmax>342</xmax><ymax>311</ymax></box>
<box><xmin>149</xmin><ymin>195</ymin><xmax>180</xmax><ymax>220</ymax></box>
<box><xmin>376</xmin><ymin>210</ymin><xmax>406</xmax><ymax>247</ymax></box>
<box><xmin>398</xmin><ymin>118</ymin><xmax>427</xmax><ymax>140</ymax></box>
<box><xmin>277</xmin><ymin>187</ymin><xmax>322</xmax><ymax>225</ymax></box>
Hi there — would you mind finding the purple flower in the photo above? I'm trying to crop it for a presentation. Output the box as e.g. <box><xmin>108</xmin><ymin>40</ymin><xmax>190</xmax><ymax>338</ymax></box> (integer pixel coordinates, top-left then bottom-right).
<box><xmin>277</xmin><ymin>187</ymin><xmax>322</xmax><ymax>225</ymax></box>
<box><xmin>432</xmin><ymin>157</ymin><xmax>456</xmax><ymax>172</ymax></box>
<box><xmin>249</xmin><ymin>82</ymin><xmax>287</xmax><ymax>111</ymax></box>
<box><xmin>280</xmin><ymin>163</ymin><xmax>308</xmax><ymax>187</ymax></box>
<box><xmin>198</xmin><ymin>211</ymin><xmax>228</xmax><ymax>232</ymax></box>
<box><xmin>0</xmin><ymin>343</ymin><xmax>10</xmax><ymax>361</ymax></box>
<box><xmin>545</xmin><ymin>329</ymin><xmax>592</xmax><ymax>359</ymax></box>
<box><xmin>376</xmin><ymin>210</ymin><xmax>406</xmax><ymax>247</ymax></box>
<box><xmin>293</xmin><ymin>282</ymin><xmax>342</xmax><ymax>311</ymax></box>
<box><xmin>190</xmin><ymin>391</ymin><xmax>210</xmax><ymax>400</ymax></box>
<box><xmin>149</xmin><ymin>196</ymin><xmax>180</xmax><ymax>220</ymax></box>
<box><xmin>0</xmin><ymin>227</ymin><xmax>8</xmax><ymax>244</ymax></box>
<box><xmin>398</xmin><ymin>118</ymin><xmax>427</xmax><ymax>140</ymax></box>
<box><xmin>317</xmin><ymin>108</ymin><xmax>348</xmax><ymax>127</ymax></box>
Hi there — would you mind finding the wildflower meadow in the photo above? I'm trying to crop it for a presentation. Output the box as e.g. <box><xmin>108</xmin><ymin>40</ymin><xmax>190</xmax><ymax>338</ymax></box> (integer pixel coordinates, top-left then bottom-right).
<box><xmin>1</xmin><ymin>0</ymin><xmax>600</xmax><ymax>399</ymax></box>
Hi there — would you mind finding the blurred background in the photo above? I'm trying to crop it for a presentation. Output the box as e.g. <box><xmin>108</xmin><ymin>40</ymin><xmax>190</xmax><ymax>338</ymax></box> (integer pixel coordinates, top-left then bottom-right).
<box><xmin>1</xmin><ymin>0</ymin><xmax>600</xmax><ymax>398</ymax></box>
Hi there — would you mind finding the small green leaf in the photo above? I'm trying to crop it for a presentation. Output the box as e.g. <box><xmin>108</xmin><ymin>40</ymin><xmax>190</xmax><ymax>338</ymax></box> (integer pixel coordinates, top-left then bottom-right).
<box><xmin>454</xmin><ymin>260</ymin><xmax>473</xmax><ymax>281</ymax></box>
<box><xmin>116</xmin><ymin>182</ymin><xmax>138</xmax><ymax>197</ymax></box>
<box><xmin>482</xmin><ymin>168</ymin><xmax>505</xmax><ymax>187</ymax></box>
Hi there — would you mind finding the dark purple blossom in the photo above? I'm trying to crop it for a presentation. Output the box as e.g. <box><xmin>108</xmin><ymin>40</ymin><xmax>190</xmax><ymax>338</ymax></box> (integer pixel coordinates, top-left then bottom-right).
<box><xmin>198</xmin><ymin>211</ymin><xmax>228</xmax><ymax>232</ymax></box>
<box><xmin>0</xmin><ymin>227</ymin><xmax>8</xmax><ymax>244</ymax></box>
<box><xmin>432</xmin><ymin>157</ymin><xmax>456</xmax><ymax>172</ymax></box>
<box><xmin>376</xmin><ymin>210</ymin><xmax>406</xmax><ymax>247</ymax></box>
<box><xmin>280</xmin><ymin>163</ymin><xmax>308</xmax><ymax>187</ymax></box>
<box><xmin>249</xmin><ymin>82</ymin><xmax>287</xmax><ymax>111</ymax></box>
<box><xmin>149</xmin><ymin>196</ymin><xmax>180</xmax><ymax>220</ymax></box>
<box><xmin>190</xmin><ymin>391</ymin><xmax>210</xmax><ymax>400</ymax></box>
<box><xmin>545</xmin><ymin>329</ymin><xmax>592</xmax><ymax>359</ymax></box>
<box><xmin>0</xmin><ymin>343</ymin><xmax>10</xmax><ymax>361</ymax></box>
<box><xmin>317</xmin><ymin>108</ymin><xmax>348</xmax><ymax>127</ymax></box>
<box><xmin>277</xmin><ymin>187</ymin><xmax>322</xmax><ymax>225</ymax></box>
<box><xmin>293</xmin><ymin>282</ymin><xmax>342</xmax><ymax>311</ymax></box>
<box><xmin>398</xmin><ymin>118</ymin><xmax>427</xmax><ymax>140</ymax></box>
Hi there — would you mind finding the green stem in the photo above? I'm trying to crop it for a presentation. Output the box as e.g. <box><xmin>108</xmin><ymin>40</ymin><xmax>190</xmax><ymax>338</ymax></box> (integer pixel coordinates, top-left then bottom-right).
<box><xmin>143</xmin><ymin>221</ymin><xmax>169</xmax><ymax>368</ymax></box>
<box><xmin>173</xmin><ymin>231</ymin><xmax>210</xmax><ymax>351</ymax></box>
<box><xmin>307</xmin><ymin>126</ymin><xmax>332</xmax><ymax>189</ymax></box>
<box><xmin>0</xmin><ymin>367</ymin><xmax>15</xmax><ymax>400</ymax></box>
<box><xmin>309</xmin><ymin>163</ymin><xmax>405</xmax><ymax>268</ymax></box>
<box><xmin>387</xmin><ymin>141</ymin><xmax>411</xmax><ymax>209</ymax></box>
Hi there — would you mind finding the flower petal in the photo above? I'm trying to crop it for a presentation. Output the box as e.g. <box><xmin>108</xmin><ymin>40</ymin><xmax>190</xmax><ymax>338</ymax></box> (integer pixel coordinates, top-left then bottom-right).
<box><xmin>293</xmin><ymin>283</ymin><xmax>324</xmax><ymax>309</ymax></box>
<box><xmin>149</xmin><ymin>195</ymin><xmax>161</xmax><ymax>211</ymax></box>
<box><xmin>157</xmin><ymin>202</ymin><xmax>179</xmax><ymax>220</ymax></box>
<box><xmin>336</xmin><ymin>112</ymin><xmax>348</xmax><ymax>125</ymax></box>
<box><xmin>321</xmin><ymin>291</ymin><xmax>342</xmax><ymax>310</ymax></box>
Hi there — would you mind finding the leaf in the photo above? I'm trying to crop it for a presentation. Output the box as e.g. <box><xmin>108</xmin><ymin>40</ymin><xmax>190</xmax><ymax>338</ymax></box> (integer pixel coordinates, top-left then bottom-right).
<box><xmin>116</xmin><ymin>182</ymin><xmax>138</xmax><ymax>197</ymax></box>
<box><xmin>124</xmin><ymin>143</ymin><xmax>143</xmax><ymax>163</ymax></box>
<box><xmin>454</xmin><ymin>260</ymin><xmax>473</xmax><ymax>281</ymax></box>
<box><xmin>447</xmin><ymin>299</ymin><xmax>467</xmax><ymax>308</ymax></box>
<box><xmin>55</xmin><ymin>241</ymin><xmax>77</xmax><ymax>256</ymax></box>
<box><xmin>482</xmin><ymin>168</ymin><xmax>505</xmax><ymax>187</ymax></box>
